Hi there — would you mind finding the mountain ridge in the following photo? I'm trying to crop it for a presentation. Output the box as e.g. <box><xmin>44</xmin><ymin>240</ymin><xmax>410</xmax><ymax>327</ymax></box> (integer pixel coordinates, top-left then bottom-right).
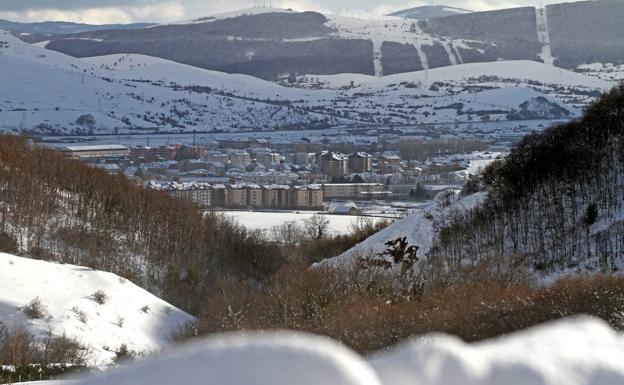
<box><xmin>18</xmin><ymin>0</ymin><xmax>624</xmax><ymax>80</ymax></box>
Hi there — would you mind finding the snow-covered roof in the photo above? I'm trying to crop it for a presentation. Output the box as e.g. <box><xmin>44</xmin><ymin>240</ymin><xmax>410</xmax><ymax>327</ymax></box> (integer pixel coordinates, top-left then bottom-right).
<box><xmin>64</xmin><ymin>144</ymin><xmax>128</xmax><ymax>152</ymax></box>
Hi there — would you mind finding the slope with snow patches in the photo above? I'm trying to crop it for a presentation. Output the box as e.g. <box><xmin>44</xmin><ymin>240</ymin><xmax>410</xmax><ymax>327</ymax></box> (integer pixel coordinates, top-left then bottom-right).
<box><xmin>0</xmin><ymin>253</ymin><xmax>195</xmax><ymax>366</ymax></box>
<box><xmin>0</xmin><ymin>29</ymin><xmax>613</xmax><ymax>134</ymax></box>
<box><xmin>38</xmin><ymin>317</ymin><xmax>624</xmax><ymax>385</ymax></box>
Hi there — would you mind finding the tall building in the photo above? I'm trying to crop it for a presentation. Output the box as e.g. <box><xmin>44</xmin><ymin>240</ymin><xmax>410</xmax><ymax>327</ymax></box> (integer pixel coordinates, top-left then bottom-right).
<box><xmin>318</xmin><ymin>151</ymin><xmax>349</xmax><ymax>177</ymax></box>
<box><xmin>229</xmin><ymin>151</ymin><xmax>251</xmax><ymax>168</ymax></box>
<box><xmin>348</xmin><ymin>152</ymin><xmax>373</xmax><ymax>173</ymax></box>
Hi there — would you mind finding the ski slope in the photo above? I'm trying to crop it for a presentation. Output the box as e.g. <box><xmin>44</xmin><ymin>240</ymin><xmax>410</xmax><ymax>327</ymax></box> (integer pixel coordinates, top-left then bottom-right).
<box><xmin>0</xmin><ymin>253</ymin><xmax>195</xmax><ymax>366</ymax></box>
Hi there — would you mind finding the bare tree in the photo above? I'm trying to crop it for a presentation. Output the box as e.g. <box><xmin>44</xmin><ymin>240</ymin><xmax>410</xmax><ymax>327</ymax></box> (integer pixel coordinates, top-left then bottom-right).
<box><xmin>303</xmin><ymin>214</ymin><xmax>330</xmax><ymax>240</ymax></box>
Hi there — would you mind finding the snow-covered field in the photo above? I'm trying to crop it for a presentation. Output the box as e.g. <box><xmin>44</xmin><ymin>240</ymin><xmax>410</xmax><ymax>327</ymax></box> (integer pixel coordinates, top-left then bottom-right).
<box><xmin>0</xmin><ymin>253</ymin><xmax>195</xmax><ymax>366</ymax></box>
<box><xmin>221</xmin><ymin>211</ymin><xmax>384</xmax><ymax>237</ymax></box>
<box><xmin>36</xmin><ymin>317</ymin><xmax>624</xmax><ymax>385</ymax></box>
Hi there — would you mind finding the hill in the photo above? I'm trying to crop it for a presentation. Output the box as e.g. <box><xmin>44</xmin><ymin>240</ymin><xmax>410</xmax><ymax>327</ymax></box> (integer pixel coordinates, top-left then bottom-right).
<box><xmin>1</xmin><ymin>31</ymin><xmax>605</xmax><ymax>134</ymax></box>
<box><xmin>0</xmin><ymin>19</ymin><xmax>154</xmax><ymax>35</ymax></box>
<box><xmin>326</xmin><ymin>85</ymin><xmax>624</xmax><ymax>280</ymax></box>
<box><xmin>22</xmin><ymin>1</ymin><xmax>624</xmax><ymax>79</ymax></box>
<box><xmin>0</xmin><ymin>253</ymin><xmax>194</xmax><ymax>365</ymax></box>
<box><xmin>389</xmin><ymin>5</ymin><xmax>472</xmax><ymax>19</ymax></box>
<box><xmin>0</xmin><ymin>134</ymin><xmax>283</xmax><ymax>315</ymax></box>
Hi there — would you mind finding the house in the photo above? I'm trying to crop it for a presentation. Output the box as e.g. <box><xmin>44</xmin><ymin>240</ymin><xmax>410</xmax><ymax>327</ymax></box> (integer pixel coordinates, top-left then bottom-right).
<box><xmin>332</xmin><ymin>202</ymin><xmax>361</xmax><ymax>216</ymax></box>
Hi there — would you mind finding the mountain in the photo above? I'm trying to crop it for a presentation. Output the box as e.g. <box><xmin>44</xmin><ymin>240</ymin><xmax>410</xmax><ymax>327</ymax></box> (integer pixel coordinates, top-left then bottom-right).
<box><xmin>388</xmin><ymin>5</ymin><xmax>472</xmax><ymax>19</ymax></box>
<box><xmin>325</xmin><ymin>85</ymin><xmax>624</xmax><ymax>280</ymax></box>
<box><xmin>0</xmin><ymin>253</ymin><xmax>194</xmax><ymax>365</ymax></box>
<box><xmin>0</xmin><ymin>19</ymin><xmax>155</xmax><ymax>35</ymax></box>
<box><xmin>21</xmin><ymin>0</ymin><xmax>624</xmax><ymax>80</ymax></box>
<box><xmin>0</xmin><ymin>30</ymin><xmax>610</xmax><ymax>134</ymax></box>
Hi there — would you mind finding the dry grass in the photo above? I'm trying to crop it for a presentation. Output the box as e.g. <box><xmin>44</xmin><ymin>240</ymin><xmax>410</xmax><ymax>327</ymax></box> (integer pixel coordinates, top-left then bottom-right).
<box><xmin>197</xmin><ymin>262</ymin><xmax>624</xmax><ymax>354</ymax></box>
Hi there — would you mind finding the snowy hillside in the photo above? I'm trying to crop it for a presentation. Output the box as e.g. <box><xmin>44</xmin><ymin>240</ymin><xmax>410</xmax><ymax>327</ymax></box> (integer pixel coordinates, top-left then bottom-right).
<box><xmin>0</xmin><ymin>30</ymin><xmax>349</xmax><ymax>134</ymax></box>
<box><xmin>40</xmin><ymin>317</ymin><xmax>624</xmax><ymax>385</ymax></box>
<box><xmin>0</xmin><ymin>30</ymin><xmax>609</xmax><ymax>135</ymax></box>
<box><xmin>319</xmin><ymin>192</ymin><xmax>486</xmax><ymax>268</ymax></box>
<box><xmin>0</xmin><ymin>253</ymin><xmax>195</xmax><ymax>366</ymax></box>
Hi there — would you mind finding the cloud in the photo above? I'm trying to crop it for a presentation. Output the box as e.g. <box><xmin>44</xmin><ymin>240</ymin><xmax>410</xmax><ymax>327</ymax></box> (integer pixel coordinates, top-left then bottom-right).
<box><xmin>0</xmin><ymin>0</ymin><xmax>591</xmax><ymax>24</ymax></box>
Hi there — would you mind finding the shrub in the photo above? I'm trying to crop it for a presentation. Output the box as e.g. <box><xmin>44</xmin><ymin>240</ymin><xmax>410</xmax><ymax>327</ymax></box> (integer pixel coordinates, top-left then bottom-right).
<box><xmin>169</xmin><ymin>321</ymin><xmax>199</xmax><ymax>344</ymax></box>
<box><xmin>91</xmin><ymin>290</ymin><xmax>107</xmax><ymax>305</ymax></box>
<box><xmin>44</xmin><ymin>334</ymin><xmax>91</xmax><ymax>366</ymax></box>
<box><xmin>22</xmin><ymin>297</ymin><xmax>47</xmax><ymax>319</ymax></box>
<box><xmin>114</xmin><ymin>344</ymin><xmax>135</xmax><ymax>365</ymax></box>
<box><xmin>197</xmin><ymin>263</ymin><xmax>624</xmax><ymax>354</ymax></box>
<box><xmin>71</xmin><ymin>307</ymin><xmax>88</xmax><ymax>323</ymax></box>
<box><xmin>0</xmin><ymin>231</ymin><xmax>18</xmax><ymax>254</ymax></box>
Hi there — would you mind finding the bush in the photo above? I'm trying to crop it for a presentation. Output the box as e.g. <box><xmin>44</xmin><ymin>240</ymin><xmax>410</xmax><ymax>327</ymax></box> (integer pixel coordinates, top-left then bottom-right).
<box><xmin>44</xmin><ymin>334</ymin><xmax>91</xmax><ymax>366</ymax></box>
<box><xmin>197</xmin><ymin>263</ymin><xmax>624</xmax><ymax>354</ymax></box>
<box><xmin>0</xmin><ymin>231</ymin><xmax>18</xmax><ymax>254</ymax></box>
<box><xmin>91</xmin><ymin>290</ymin><xmax>107</xmax><ymax>305</ymax></box>
<box><xmin>22</xmin><ymin>297</ymin><xmax>47</xmax><ymax>320</ymax></box>
<box><xmin>114</xmin><ymin>344</ymin><xmax>136</xmax><ymax>365</ymax></box>
<box><xmin>71</xmin><ymin>307</ymin><xmax>88</xmax><ymax>323</ymax></box>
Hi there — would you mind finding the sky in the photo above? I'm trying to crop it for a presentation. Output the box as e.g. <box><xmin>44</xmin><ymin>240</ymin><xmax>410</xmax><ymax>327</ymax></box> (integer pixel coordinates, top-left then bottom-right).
<box><xmin>0</xmin><ymin>0</ymin><xmax>590</xmax><ymax>24</ymax></box>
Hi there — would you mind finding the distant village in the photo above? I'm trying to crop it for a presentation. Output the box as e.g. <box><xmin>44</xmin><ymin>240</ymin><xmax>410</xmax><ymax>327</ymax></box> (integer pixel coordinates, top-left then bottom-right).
<box><xmin>60</xmin><ymin>136</ymin><xmax>498</xmax><ymax>212</ymax></box>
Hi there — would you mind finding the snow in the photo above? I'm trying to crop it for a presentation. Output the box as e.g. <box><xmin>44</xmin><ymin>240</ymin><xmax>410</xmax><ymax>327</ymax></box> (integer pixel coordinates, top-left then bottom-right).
<box><xmin>0</xmin><ymin>30</ymin><xmax>608</xmax><ymax>134</ymax></box>
<box><xmin>371</xmin><ymin>317</ymin><xmax>624</xmax><ymax>385</ymax></box>
<box><xmin>171</xmin><ymin>7</ymin><xmax>299</xmax><ymax>25</ymax></box>
<box><xmin>222</xmin><ymin>211</ymin><xmax>384</xmax><ymax>237</ymax></box>
<box><xmin>536</xmin><ymin>8</ymin><xmax>555</xmax><ymax>66</ymax></box>
<box><xmin>312</xmin><ymin>60</ymin><xmax>612</xmax><ymax>90</ymax></box>
<box><xmin>72</xmin><ymin>332</ymin><xmax>382</xmax><ymax>385</ymax></box>
<box><xmin>0</xmin><ymin>253</ymin><xmax>195</xmax><ymax>366</ymax></box>
<box><xmin>50</xmin><ymin>317</ymin><xmax>624</xmax><ymax>385</ymax></box>
<box><xmin>319</xmin><ymin>192</ymin><xmax>486</xmax><ymax>267</ymax></box>
<box><xmin>459</xmin><ymin>152</ymin><xmax>505</xmax><ymax>176</ymax></box>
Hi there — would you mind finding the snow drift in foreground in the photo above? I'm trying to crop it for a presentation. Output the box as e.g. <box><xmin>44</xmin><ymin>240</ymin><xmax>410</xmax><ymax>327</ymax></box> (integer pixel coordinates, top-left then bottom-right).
<box><xmin>0</xmin><ymin>253</ymin><xmax>195</xmax><ymax>366</ymax></box>
<box><xmin>65</xmin><ymin>317</ymin><xmax>624</xmax><ymax>385</ymax></box>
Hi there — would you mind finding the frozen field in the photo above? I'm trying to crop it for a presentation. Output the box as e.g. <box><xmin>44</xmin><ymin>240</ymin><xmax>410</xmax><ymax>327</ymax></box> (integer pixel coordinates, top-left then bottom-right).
<box><xmin>221</xmin><ymin>211</ymin><xmax>385</xmax><ymax>237</ymax></box>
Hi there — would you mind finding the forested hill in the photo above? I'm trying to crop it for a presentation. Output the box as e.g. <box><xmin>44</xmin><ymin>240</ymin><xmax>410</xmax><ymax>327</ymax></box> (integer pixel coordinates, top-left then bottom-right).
<box><xmin>0</xmin><ymin>135</ymin><xmax>280</xmax><ymax>313</ymax></box>
<box><xmin>435</xmin><ymin>85</ymin><xmax>624</xmax><ymax>275</ymax></box>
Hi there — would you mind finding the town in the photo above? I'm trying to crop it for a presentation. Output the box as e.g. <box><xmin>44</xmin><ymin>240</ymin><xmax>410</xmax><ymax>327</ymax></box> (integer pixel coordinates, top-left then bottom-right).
<box><xmin>59</xmin><ymin>135</ymin><xmax>502</xmax><ymax>213</ymax></box>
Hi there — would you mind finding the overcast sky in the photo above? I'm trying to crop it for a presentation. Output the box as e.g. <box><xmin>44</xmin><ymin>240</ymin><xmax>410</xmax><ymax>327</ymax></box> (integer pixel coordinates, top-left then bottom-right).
<box><xmin>0</xmin><ymin>0</ymin><xmax>589</xmax><ymax>24</ymax></box>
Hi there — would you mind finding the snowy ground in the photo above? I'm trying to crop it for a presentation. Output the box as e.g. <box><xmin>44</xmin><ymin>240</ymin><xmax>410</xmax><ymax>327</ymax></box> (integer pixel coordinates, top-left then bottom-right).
<box><xmin>0</xmin><ymin>253</ymin><xmax>195</xmax><ymax>366</ymax></box>
<box><xmin>221</xmin><ymin>211</ymin><xmax>385</xmax><ymax>237</ymax></box>
<box><xmin>33</xmin><ymin>316</ymin><xmax>624</xmax><ymax>385</ymax></box>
